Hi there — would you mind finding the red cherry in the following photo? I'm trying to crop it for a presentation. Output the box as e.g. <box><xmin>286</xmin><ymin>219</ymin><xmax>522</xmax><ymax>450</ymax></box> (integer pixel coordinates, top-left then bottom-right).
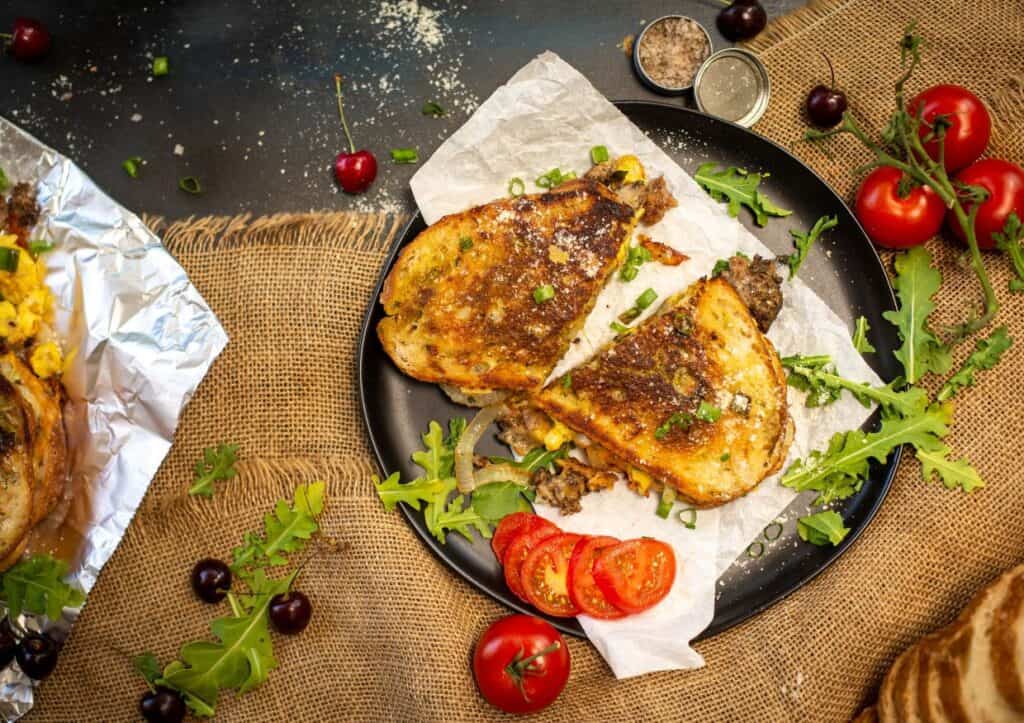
<box><xmin>331</xmin><ymin>74</ymin><xmax>376</xmax><ymax>194</ymax></box>
<box><xmin>335</xmin><ymin>150</ymin><xmax>377</xmax><ymax>193</ymax></box>
<box><xmin>5</xmin><ymin>18</ymin><xmax>52</xmax><ymax>61</ymax></box>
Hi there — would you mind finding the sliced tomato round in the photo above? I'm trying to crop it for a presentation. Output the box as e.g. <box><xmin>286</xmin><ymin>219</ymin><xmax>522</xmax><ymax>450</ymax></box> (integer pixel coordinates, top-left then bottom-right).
<box><xmin>520</xmin><ymin>533</ymin><xmax>583</xmax><ymax>617</ymax></box>
<box><xmin>491</xmin><ymin>512</ymin><xmax>558</xmax><ymax>563</ymax></box>
<box><xmin>567</xmin><ymin>535</ymin><xmax>625</xmax><ymax>620</ymax></box>
<box><xmin>592</xmin><ymin>538</ymin><xmax>677</xmax><ymax>614</ymax></box>
<box><xmin>503</xmin><ymin>526</ymin><xmax>560</xmax><ymax>602</ymax></box>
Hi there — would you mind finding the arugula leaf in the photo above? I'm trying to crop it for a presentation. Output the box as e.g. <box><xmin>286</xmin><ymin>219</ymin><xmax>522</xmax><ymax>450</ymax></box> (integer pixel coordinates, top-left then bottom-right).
<box><xmin>231</xmin><ymin>481</ymin><xmax>325</xmax><ymax>576</ymax></box>
<box><xmin>694</xmin><ymin>163</ymin><xmax>793</xmax><ymax>227</ymax></box>
<box><xmin>421</xmin><ymin>100</ymin><xmax>445</xmax><ymax>117</ymax></box>
<box><xmin>161</xmin><ymin>572</ymin><xmax>294</xmax><ymax>714</ymax></box>
<box><xmin>488</xmin><ymin>444</ymin><xmax>568</xmax><ymax>473</ymax></box>
<box><xmin>916</xmin><ymin>442</ymin><xmax>984</xmax><ymax>492</ymax></box>
<box><xmin>852</xmin><ymin>316</ymin><xmax>876</xmax><ymax>354</ymax></box>
<box><xmin>797</xmin><ymin>511</ymin><xmax>850</xmax><ymax>546</ymax></box>
<box><xmin>411</xmin><ymin>418</ymin><xmax>465</xmax><ymax>480</ymax></box>
<box><xmin>470</xmin><ymin>482</ymin><xmax>534</xmax><ymax>524</ymax></box>
<box><xmin>784</xmin><ymin>215</ymin><xmax>838</xmax><ymax>279</ymax></box>
<box><xmin>994</xmin><ymin>212</ymin><xmax>1024</xmax><ymax>293</ymax></box>
<box><xmin>1</xmin><ymin>554</ymin><xmax>85</xmax><ymax>618</ymax></box>
<box><xmin>134</xmin><ymin>652</ymin><xmax>163</xmax><ymax>687</ymax></box>
<box><xmin>189</xmin><ymin>443</ymin><xmax>239</xmax><ymax>497</ymax></box>
<box><xmin>937</xmin><ymin>326</ymin><xmax>1012</xmax><ymax>402</ymax></box>
<box><xmin>881</xmin><ymin>247</ymin><xmax>951</xmax><ymax>384</ymax></box>
<box><xmin>433</xmin><ymin>494</ymin><xmax>492</xmax><ymax>542</ymax></box>
<box><xmin>371</xmin><ymin>472</ymin><xmax>451</xmax><ymax>512</ymax></box>
<box><xmin>782</xmin><ymin>403</ymin><xmax>952</xmax><ymax>504</ymax></box>
<box><xmin>782</xmin><ymin>354</ymin><xmax>927</xmax><ymax>417</ymax></box>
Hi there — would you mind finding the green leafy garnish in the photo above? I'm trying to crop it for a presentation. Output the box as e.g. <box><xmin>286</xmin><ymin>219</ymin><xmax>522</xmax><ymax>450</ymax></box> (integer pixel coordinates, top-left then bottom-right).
<box><xmin>782</xmin><ymin>354</ymin><xmax>927</xmax><ymax>416</ymax></box>
<box><xmin>782</xmin><ymin>403</ymin><xmax>952</xmax><ymax>504</ymax></box>
<box><xmin>390</xmin><ymin>148</ymin><xmax>419</xmax><ymax>164</ymax></box>
<box><xmin>784</xmin><ymin>215</ymin><xmax>837</xmax><ymax>279</ymax></box>
<box><xmin>560</xmin><ymin>372</ymin><xmax>572</xmax><ymax>390</ymax></box>
<box><xmin>797</xmin><ymin>511</ymin><xmax>849</xmax><ymax>546</ymax></box>
<box><xmin>153</xmin><ymin>56</ymin><xmax>169</xmax><ymax>77</ymax></box>
<box><xmin>122</xmin><ymin>156</ymin><xmax>143</xmax><ymax>178</ymax></box>
<box><xmin>852</xmin><ymin>316</ymin><xmax>876</xmax><ymax>354</ymax></box>
<box><xmin>189</xmin><ymin>443</ymin><xmax>240</xmax><ymax>497</ymax></box>
<box><xmin>916</xmin><ymin>442</ymin><xmax>983</xmax><ymax>492</ymax></box>
<box><xmin>0</xmin><ymin>247</ymin><xmax>20</xmax><ymax>273</ymax></box>
<box><xmin>936</xmin><ymin>326</ymin><xmax>1011</xmax><ymax>402</ymax></box>
<box><xmin>470</xmin><ymin>482</ymin><xmax>534</xmax><ymax>525</ymax></box>
<box><xmin>458</xmin><ymin>236</ymin><xmax>473</xmax><ymax>251</ymax></box>
<box><xmin>590</xmin><ymin>145</ymin><xmax>610</xmax><ymax>164</ymax></box>
<box><xmin>134</xmin><ymin>652</ymin><xmax>163</xmax><ymax>688</ymax></box>
<box><xmin>535</xmin><ymin>168</ymin><xmax>576</xmax><ymax>189</ymax></box>
<box><xmin>696</xmin><ymin>402</ymin><xmax>721</xmax><ymax>423</ymax></box>
<box><xmin>489</xmin><ymin>445</ymin><xmax>568</xmax><ymax>473</ymax></box>
<box><xmin>230</xmin><ymin>481</ymin><xmax>326</xmax><ymax>577</ymax></box>
<box><xmin>620</xmin><ymin>244</ymin><xmax>652</xmax><ymax>281</ymax></box>
<box><xmin>711</xmin><ymin>258</ymin><xmax>731</xmax><ymax>277</ymax></box>
<box><xmin>0</xmin><ymin>554</ymin><xmax>85</xmax><ymax>618</ymax></box>
<box><xmin>881</xmin><ymin>247</ymin><xmax>951</xmax><ymax>384</ymax></box>
<box><xmin>410</xmin><ymin>419</ymin><xmax>463</xmax><ymax>480</ymax></box>
<box><xmin>421</xmin><ymin>100</ymin><xmax>445</xmax><ymax>117</ymax></box>
<box><xmin>371</xmin><ymin>471</ymin><xmax>449</xmax><ymax>512</ymax></box>
<box><xmin>694</xmin><ymin>163</ymin><xmax>793</xmax><ymax>227</ymax></box>
<box><xmin>994</xmin><ymin>213</ymin><xmax>1024</xmax><ymax>293</ymax></box>
<box><xmin>655</xmin><ymin>412</ymin><xmax>693</xmax><ymax>440</ymax></box>
<box><xmin>179</xmin><ymin>176</ymin><xmax>203</xmax><ymax>194</ymax></box>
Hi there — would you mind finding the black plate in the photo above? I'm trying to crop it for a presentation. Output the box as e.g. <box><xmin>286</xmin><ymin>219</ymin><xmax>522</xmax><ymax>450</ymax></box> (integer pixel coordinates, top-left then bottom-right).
<box><xmin>358</xmin><ymin>100</ymin><xmax>902</xmax><ymax>639</ymax></box>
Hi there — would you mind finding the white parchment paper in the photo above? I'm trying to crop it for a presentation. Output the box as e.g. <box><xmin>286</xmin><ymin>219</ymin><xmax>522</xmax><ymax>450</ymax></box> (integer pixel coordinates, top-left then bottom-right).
<box><xmin>410</xmin><ymin>52</ymin><xmax>880</xmax><ymax>678</ymax></box>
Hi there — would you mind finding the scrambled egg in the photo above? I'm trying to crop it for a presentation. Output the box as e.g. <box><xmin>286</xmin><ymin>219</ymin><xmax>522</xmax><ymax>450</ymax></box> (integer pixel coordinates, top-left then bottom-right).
<box><xmin>0</xmin><ymin>234</ymin><xmax>61</xmax><ymax>378</ymax></box>
<box><xmin>543</xmin><ymin>420</ymin><xmax>573</xmax><ymax>451</ymax></box>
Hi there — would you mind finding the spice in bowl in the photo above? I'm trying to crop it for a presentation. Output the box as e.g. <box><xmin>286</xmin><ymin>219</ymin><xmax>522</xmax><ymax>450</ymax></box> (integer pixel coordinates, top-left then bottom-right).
<box><xmin>633</xmin><ymin>16</ymin><xmax>712</xmax><ymax>94</ymax></box>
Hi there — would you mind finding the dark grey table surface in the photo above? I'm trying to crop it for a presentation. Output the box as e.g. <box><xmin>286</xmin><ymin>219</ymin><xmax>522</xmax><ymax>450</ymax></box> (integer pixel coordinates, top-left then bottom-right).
<box><xmin>2</xmin><ymin>0</ymin><xmax>799</xmax><ymax>220</ymax></box>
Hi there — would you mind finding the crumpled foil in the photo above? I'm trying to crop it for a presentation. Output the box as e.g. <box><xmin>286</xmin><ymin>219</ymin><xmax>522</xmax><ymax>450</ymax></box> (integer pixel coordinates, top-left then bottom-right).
<box><xmin>0</xmin><ymin>116</ymin><xmax>228</xmax><ymax>720</ymax></box>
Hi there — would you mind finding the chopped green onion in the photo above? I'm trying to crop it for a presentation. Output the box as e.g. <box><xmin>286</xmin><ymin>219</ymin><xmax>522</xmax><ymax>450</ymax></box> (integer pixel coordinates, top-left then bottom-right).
<box><xmin>390</xmin><ymin>148</ymin><xmax>419</xmax><ymax>164</ymax></box>
<box><xmin>655</xmin><ymin>487</ymin><xmax>676</xmax><ymax>519</ymax></box>
<box><xmin>620</xmin><ymin>265</ymin><xmax>639</xmax><ymax>282</ymax></box>
<box><xmin>618</xmin><ymin>307</ymin><xmax>641</xmax><ymax>324</ymax></box>
<box><xmin>696</xmin><ymin>402</ymin><xmax>721</xmax><ymax>423</ymax></box>
<box><xmin>533</xmin><ymin>284</ymin><xmax>555</xmax><ymax>304</ymax></box>
<box><xmin>421</xmin><ymin>100</ymin><xmax>445</xmax><ymax>117</ymax></box>
<box><xmin>620</xmin><ymin>245</ymin><xmax>653</xmax><ymax>281</ymax></box>
<box><xmin>153</xmin><ymin>56</ymin><xmax>169</xmax><ymax>77</ymax></box>
<box><xmin>678</xmin><ymin>508</ymin><xmax>697</xmax><ymax>530</ymax></box>
<box><xmin>178</xmin><ymin>176</ymin><xmax>202</xmax><ymax>194</ymax></box>
<box><xmin>508</xmin><ymin>177</ymin><xmax>525</xmax><ymax>197</ymax></box>
<box><xmin>610</xmin><ymin>321</ymin><xmax>631</xmax><ymax>335</ymax></box>
<box><xmin>458</xmin><ymin>236</ymin><xmax>473</xmax><ymax>251</ymax></box>
<box><xmin>635</xmin><ymin>288</ymin><xmax>657</xmax><ymax>310</ymax></box>
<box><xmin>590</xmin><ymin>145</ymin><xmax>610</xmax><ymax>164</ymax></box>
<box><xmin>747</xmin><ymin>541</ymin><xmax>765</xmax><ymax>558</ymax></box>
<box><xmin>764</xmin><ymin>522</ymin><xmax>783</xmax><ymax>541</ymax></box>
<box><xmin>0</xmin><ymin>247</ymin><xmax>20</xmax><ymax>273</ymax></box>
<box><xmin>122</xmin><ymin>156</ymin><xmax>143</xmax><ymax>178</ymax></box>
<box><xmin>27</xmin><ymin>240</ymin><xmax>55</xmax><ymax>257</ymax></box>
<box><xmin>0</xmin><ymin>167</ymin><xmax>8</xmax><ymax>193</ymax></box>
<box><xmin>720</xmin><ymin>452</ymin><xmax>731</xmax><ymax>462</ymax></box>
<box><xmin>536</xmin><ymin>168</ymin><xmax>575</xmax><ymax>189</ymax></box>
<box><xmin>561</xmin><ymin>372</ymin><xmax>572</xmax><ymax>390</ymax></box>
<box><xmin>654</xmin><ymin>411</ymin><xmax>692</xmax><ymax>440</ymax></box>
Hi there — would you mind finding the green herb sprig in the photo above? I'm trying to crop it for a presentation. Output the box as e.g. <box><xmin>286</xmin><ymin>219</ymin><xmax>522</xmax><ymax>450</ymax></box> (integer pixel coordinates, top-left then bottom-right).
<box><xmin>189</xmin><ymin>443</ymin><xmax>239</xmax><ymax>497</ymax></box>
<box><xmin>694</xmin><ymin>163</ymin><xmax>792</xmax><ymax>227</ymax></box>
<box><xmin>784</xmin><ymin>214</ymin><xmax>838</xmax><ymax>279</ymax></box>
<box><xmin>0</xmin><ymin>554</ymin><xmax>85</xmax><ymax>618</ymax></box>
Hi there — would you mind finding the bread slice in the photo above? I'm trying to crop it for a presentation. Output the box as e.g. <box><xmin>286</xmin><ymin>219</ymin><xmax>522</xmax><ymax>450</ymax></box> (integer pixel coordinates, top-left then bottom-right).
<box><xmin>990</xmin><ymin>571</ymin><xmax>1024</xmax><ymax>715</ymax></box>
<box><xmin>533</xmin><ymin>277</ymin><xmax>792</xmax><ymax>507</ymax></box>
<box><xmin>0</xmin><ymin>376</ymin><xmax>34</xmax><ymax>567</ymax></box>
<box><xmin>377</xmin><ymin>179</ymin><xmax>636</xmax><ymax>392</ymax></box>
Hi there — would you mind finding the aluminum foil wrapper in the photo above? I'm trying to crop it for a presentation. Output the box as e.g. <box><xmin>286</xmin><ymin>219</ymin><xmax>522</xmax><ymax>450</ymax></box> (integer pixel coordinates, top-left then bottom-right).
<box><xmin>0</xmin><ymin>117</ymin><xmax>228</xmax><ymax>720</ymax></box>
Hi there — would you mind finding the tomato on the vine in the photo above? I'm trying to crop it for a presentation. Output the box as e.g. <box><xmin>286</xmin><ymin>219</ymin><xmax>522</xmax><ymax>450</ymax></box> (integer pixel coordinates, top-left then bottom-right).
<box><xmin>472</xmin><ymin>615</ymin><xmax>570</xmax><ymax>715</ymax></box>
<box><xmin>592</xmin><ymin>538</ymin><xmax>676</xmax><ymax>614</ymax></box>
<box><xmin>854</xmin><ymin>166</ymin><xmax>945</xmax><ymax>249</ymax></box>
<box><xmin>908</xmin><ymin>84</ymin><xmax>991</xmax><ymax>173</ymax></box>
<box><xmin>949</xmin><ymin>159</ymin><xmax>1024</xmax><ymax>250</ymax></box>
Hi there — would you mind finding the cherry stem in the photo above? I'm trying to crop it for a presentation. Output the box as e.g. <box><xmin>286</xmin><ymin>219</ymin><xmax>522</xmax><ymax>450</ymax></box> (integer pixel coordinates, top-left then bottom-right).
<box><xmin>821</xmin><ymin>52</ymin><xmax>836</xmax><ymax>90</ymax></box>
<box><xmin>333</xmin><ymin>74</ymin><xmax>356</xmax><ymax>155</ymax></box>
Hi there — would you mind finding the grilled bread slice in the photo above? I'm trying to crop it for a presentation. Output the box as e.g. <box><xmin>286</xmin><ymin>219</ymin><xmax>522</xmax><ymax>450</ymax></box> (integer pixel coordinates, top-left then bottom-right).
<box><xmin>377</xmin><ymin>179</ymin><xmax>636</xmax><ymax>392</ymax></box>
<box><xmin>533</xmin><ymin>277</ymin><xmax>791</xmax><ymax>507</ymax></box>
<box><xmin>0</xmin><ymin>375</ymin><xmax>35</xmax><ymax>567</ymax></box>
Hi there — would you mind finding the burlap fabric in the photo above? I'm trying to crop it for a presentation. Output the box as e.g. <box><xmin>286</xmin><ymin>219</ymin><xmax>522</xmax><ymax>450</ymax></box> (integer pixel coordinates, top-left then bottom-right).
<box><xmin>28</xmin><ymin>1</ymin><xmax>1024</xmax><ymax>720</ymax></box>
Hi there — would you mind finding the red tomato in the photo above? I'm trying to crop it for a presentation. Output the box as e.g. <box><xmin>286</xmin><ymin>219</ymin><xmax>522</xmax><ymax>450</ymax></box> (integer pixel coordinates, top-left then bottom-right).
<box><xmin>567</xmin><ymin>536</ymin><xmax>625</xmax><ymax>620</ymax></box>
<box><xmin>521</xmin><ymin>533</ymin><xmax>583</xmax><ymax>618</ymax></box>
<box><xmin>503</xmin><ymin>526</ymin><xmax>559</xmax><ymax>603</ymax></box>
<box><xmin>854</xmin><ymin>166</ymin><xmax>945</xmax><ymax>249</ymax></box>
<box><xmin>908</xmin><ymin>85</ymin><xmax>991</xmax><ymax>172</ymax></box>
<box><xmin>592</xmin><ymin>538</ymin><xmax>677</xmax><ymax>614</ymax></box>
<box><xmin>491</xmin><ymin>513</ymin><xmax>558</xmax><ymax>563</ymax></box>
<box><xmin>473</xmin><ymin>615</ymin><xmax>570</xmax><ymax>715</ymax></box>
<box><xmin>949</xmin><ymin>159</ymin><xmax>1024</xmax><ymax>250</ymax></box>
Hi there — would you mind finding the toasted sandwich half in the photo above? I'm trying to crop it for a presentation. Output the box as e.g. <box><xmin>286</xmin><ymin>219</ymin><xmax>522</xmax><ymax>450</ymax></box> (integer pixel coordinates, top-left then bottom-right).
<box><xmin>377</xmin><ymin>179</ymin><xmax>636</xmax><ymax>392</ymax></box>
<box><xmin>532</xmin><ymin>277</ymin><xmax>792</xmax><ymax>507</ymax></box>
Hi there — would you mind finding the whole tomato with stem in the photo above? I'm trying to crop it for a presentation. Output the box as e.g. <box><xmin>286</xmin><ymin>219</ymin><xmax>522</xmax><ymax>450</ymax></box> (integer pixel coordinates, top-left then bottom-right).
<box><xmin>908</xmin><ymin>84</ymin><xmax>991</xmax><ymax>173</ymax></box>
<box><xmin>472</xmin><ymin>615</ymin><xmax>570</xmax><ymax>715</ymax></box>
<box><xmin>854</xmin><ymin>166</ymin><xmax>945</xmax><ymax>249</ymax></box>
<box><xmin>949</xmin><ymin>159</ymin><xmax>1024</xmax><ymax>250</ymax></box>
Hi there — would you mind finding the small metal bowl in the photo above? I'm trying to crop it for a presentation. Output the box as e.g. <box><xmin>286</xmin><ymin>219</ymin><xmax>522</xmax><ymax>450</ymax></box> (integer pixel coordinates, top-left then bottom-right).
<box><xmin>693</xmin><ymin>48</ymin><xmax>772</xmax><ymax>128</ymax></box>
<box><xmin>632</xmin><ymin>15</ymin><xmax>713</xmax><ymax>95</ymax></box>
